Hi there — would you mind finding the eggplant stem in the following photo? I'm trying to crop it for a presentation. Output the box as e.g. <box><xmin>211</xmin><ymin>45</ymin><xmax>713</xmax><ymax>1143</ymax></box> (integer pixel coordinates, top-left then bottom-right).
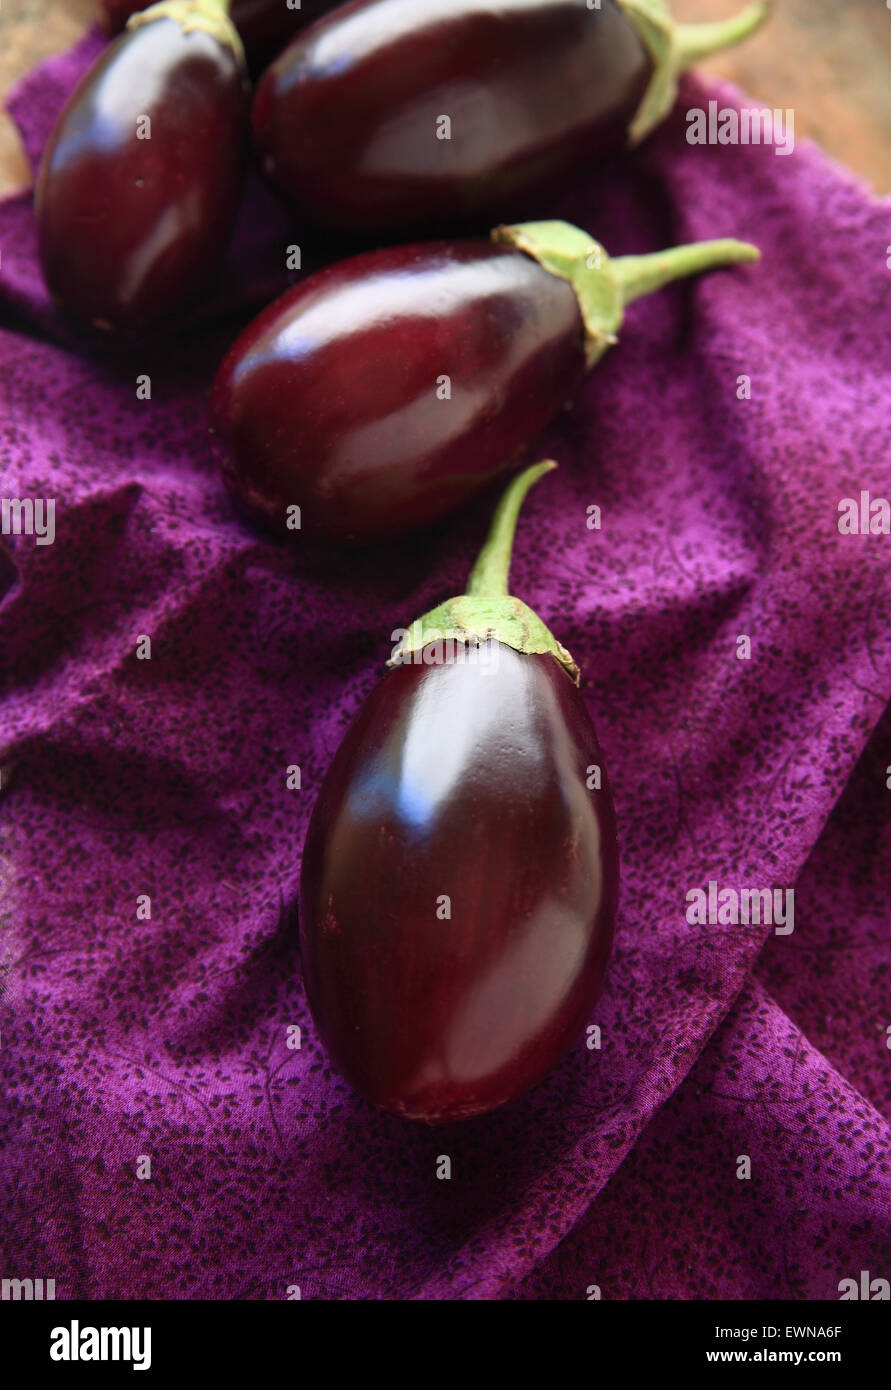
<box><xmin>613</xmin><ymin>238</ymin><xmax>760</xmax><ymax>307</ymax></box>
<box><xmin>466</xmin><ymin>461</ymin><xmax>557</xmax><ymax>599</ymax></box>
<box><xmin>130</xmin><ymin>0</ymin><xmax>242</xmax><ymax>59</ymax></box>
<box><xmin>674</xmin><ymin>2</ymin><xmax>769</xmax><ymax>68</ymax></box>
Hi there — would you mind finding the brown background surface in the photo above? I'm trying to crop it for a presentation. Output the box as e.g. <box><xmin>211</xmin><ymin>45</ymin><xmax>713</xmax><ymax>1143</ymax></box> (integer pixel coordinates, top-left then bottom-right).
<box><xmin>0</xmin><ymin>1</ymin><xmax>890</xmax><ymax>196</ymax></box>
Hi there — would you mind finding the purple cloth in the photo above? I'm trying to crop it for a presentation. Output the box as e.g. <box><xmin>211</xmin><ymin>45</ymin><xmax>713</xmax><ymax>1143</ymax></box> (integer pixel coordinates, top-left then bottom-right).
<box><xmin>1</xmin><ymin>31</ymin><xmax>890</xmax><ymax>1300</ymax></box>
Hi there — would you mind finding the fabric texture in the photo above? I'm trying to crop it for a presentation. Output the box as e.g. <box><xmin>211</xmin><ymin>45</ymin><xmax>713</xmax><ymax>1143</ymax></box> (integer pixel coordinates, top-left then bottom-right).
<box><xmin>1</xmin><ymin>29</ymin><xmax>889</xmax><ymax>1300</ymax></box>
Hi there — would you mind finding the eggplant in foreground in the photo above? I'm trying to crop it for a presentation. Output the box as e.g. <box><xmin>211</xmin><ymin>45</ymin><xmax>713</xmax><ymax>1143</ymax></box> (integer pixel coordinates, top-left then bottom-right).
<box><xmin>298</xmin><ymin>462</ymin><xmax>619</xmax><ymax>1122</ymax></box>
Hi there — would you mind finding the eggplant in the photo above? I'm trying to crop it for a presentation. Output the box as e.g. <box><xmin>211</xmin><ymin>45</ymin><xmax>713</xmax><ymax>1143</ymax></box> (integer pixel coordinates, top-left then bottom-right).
<box><xmin>210</xmin><ymin>219</ymin><xmax>759</xmax><ymax>542</ymax></box>
<box><xmin>35</xmin><ymin>1</ymin><xmax>249</xmax><ymax>333</ymax></box>
<box><xmin>299</xmin><ymin>461</ymin><xmax>619</xmax><ymax>1121</ymax></box>
<box><xmin>253</xmin><ymin>0</ymin><xmax>769</xmax><ymax>234</ymax></box>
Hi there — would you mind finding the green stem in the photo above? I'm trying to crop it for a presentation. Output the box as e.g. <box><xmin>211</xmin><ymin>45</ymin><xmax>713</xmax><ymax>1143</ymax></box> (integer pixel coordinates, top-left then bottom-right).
<box><xmin>675</xmin><ymin>2</ymin><xmax>770</xmax><ymax>68</ymax></box>
<box><xmin>613</xmin><ymin>238</ymin><xmax>761</xmax><ymax>307</ymax></box>
<box><xmin>466</xmin><ymin>461</ymin><xmax>557</xmax><ymax>599</ymax></box>
<box><xmin>495</xmin><ymin>221</ymin><xmax>760</xmax><ymax>368</ymax></box>
<box><xmin>392</xmin><ymin>461</ymin><xmax>577</xmax><ymax>681</ymax></box>
<box><xmin>132</xmin><ymin>0</ymin><xmax>242</xmax><ymax>62</ymax></box>
<box><xmin>617</xmin><ymin>0</ymin><xmax>770</xmax><ymax>145</ymax></box>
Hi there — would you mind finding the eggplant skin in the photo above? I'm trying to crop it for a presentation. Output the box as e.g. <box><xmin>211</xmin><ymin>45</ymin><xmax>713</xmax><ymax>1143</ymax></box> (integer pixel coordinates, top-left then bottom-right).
<box><xmin>299</xmin><ymin>641</ymin><xmax>619</xmax><ymax>1123</ymax></box>
<box><xmin>254</xmin><ymin>0</ymin><xmax>652</xmax><ymax>234</ymax></box>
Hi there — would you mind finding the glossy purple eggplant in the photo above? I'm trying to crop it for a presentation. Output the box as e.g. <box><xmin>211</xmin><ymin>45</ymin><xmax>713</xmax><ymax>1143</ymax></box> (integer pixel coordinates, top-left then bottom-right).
<box><xmin>253</xmin><ymin>0</ymin><xmax>769</xmax><ymax>235</ymax></box>
<box><xmin>299</xmin><ymin>462</ymin><xmax>619</xmax><ymax>1122</ymax></box>
<box><xmin>210</xmin><ymin>219</ymin><xmax>759</xmax><ymax>542</ymax></box>
<box><xmin>35</xmin><ymin>2</ymin><xmax>249</xmax><ymax>333</ymax></box>
<box><xmin>101</xmin><ymin>0</ymin><xmax>341</xmax><ymax>74</ymax></box>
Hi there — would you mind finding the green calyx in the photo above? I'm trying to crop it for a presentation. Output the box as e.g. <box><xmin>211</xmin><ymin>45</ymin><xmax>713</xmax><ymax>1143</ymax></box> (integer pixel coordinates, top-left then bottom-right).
<box><xmin>493</xmin><ymin>220</ymin><xmax>760</xmax><ymax>368</ymax></box>
<box><xmin>129</xmin><ymin>0</ymin><xmax>245</xmax><ymax>67</ymax></box>
<box><xmin>616</xmin><ymin>0</ymin><xmax>770</xmax><ymax>145</ymax></box>
<box><xmin>388</xmin><ymin>461</ymin><xmax>579</xmax><ymax>684</ymax></box>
